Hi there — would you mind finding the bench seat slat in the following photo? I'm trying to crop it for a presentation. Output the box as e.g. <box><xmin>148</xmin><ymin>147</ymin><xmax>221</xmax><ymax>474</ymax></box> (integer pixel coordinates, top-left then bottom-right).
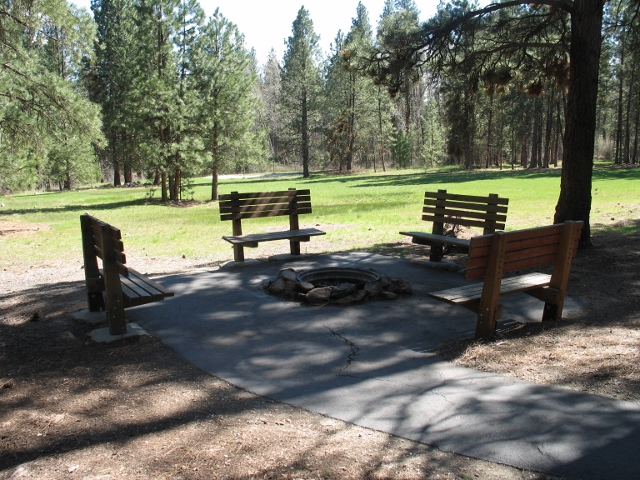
<box><xmin>429</xmin><ymin>272</ymin><xmax>552</xmax><ymax>304</ymax></box>
<box><xmin>399</xmin><ymin>231</ymin><xmax>472</xmax><ymax>248</ymax></box>
<box><xmin>421</xmin><ymin>215</ymin><xmax>507</xmax><ymax>231</ymax></box>
<box><xmin>121</xmin><ymin>270</ymin><xmax>173</xmax><ymax>308</ymax></box>
<box><xmin>120</xmin><ymin>276</ymin><xmax>162</xmax><ymax>305</ymax></box>
<box><xmin>223</xmin><ymin>228</ymin><xmax>325</xmax><ymax>245</ymax></box>
<box><xmin>128</xmin><ymin>268</ymin><xmax>174</xmax><ymax>296</ymax></box>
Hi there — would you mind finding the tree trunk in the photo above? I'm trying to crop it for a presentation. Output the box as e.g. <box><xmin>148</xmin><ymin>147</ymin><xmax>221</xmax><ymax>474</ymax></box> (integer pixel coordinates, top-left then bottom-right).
<box><xmin>211</xmin><ymin>124</ymin><xmax>220</xmax><ymax>201</ymax></box>
<box><xmin>171</xmin><ymin>166</ymin><xmax>180</xmax><ymax>200</ymax></box>
<box><xmin>168</xmin><ymin>175</ymin><xmax>175</xmax><ymax>201</ymax></box>
<box><xmin>211</xmin><ymin>163</ymin><xmax>219</xmax><ymax>201</ymax></box>
<box><xmin>614</xmin><ymin>39</ymin><xmax>624</xmax><ymax>164</ymax></box>
<box><xmin>113</xmin><ymin>161</ymin><xmax>121</xmax><ymax>187</ymax></box>
<box><xmin>554</xmin><ymin>0</ymin><xmax>604</xmax><ymax>248</ymax></box>
<box><xmin>633</xmin><ymin>86</ymin><xmax>640</xmax><ymax>164</ymax></box>
<box><xmin>301</xmin><ymin>91</ymin><xmax>310</xmax><ymax>178</ymax></box>
<box><xmin>530</xmin><ymin>98</ymin><xmax>542</xmax><ymax>168</ymax></box>
<box><xmin>520</xmin><ymin>137</ymin><xmax>528</xmax><ymax>168</ymax></box>
<box><xmin>624</xmin><ymin>62</ymin><xmax>636</xmax><ymax>164</ymax></box>
<box><xmin>124</xmin><ymin>164</ymin><xmax>133</xmax><ymax>184</ymax></box>
<box><xmin>161</xmin><ymin>172</ymin><xmax>168</xmax><ymax>202</ymax></box>
<box><xmin>486</xmin><ymin>95</ymin><xmax>493</xmax><ymax>169</ymax></box>
<box><xmin>543</xmin><ymin>92</ymin><xmax>553</xmax><ymax>168</ymax></box>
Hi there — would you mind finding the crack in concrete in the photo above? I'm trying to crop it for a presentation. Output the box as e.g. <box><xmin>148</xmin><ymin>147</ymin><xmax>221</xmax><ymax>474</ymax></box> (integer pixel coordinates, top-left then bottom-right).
<box><xmin>430</xmin><ymin>388</ymin><xmax>457</xmax><ymax>408</ymax></box>
<box><xmin>325</xmin><ymin>326</ymin><xmax>360</xmax><ymax>372</ymax></box>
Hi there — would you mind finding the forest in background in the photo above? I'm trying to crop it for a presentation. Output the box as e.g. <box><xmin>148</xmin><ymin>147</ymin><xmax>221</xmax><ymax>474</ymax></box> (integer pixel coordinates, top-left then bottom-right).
<box><xmin>1</xmin><ymin>0</ymin><xmax>638</xmax><ymax>200</ymax></box>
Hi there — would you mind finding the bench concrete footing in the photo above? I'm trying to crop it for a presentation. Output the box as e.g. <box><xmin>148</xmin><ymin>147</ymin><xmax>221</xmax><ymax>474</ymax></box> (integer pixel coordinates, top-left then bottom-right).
<box><xmin>89</xmin><ymin>323</ymin><xmax>148</xmax><ymax>343</ymax></box>
<box><xmin>72</xmin><ymin>309</ymin><xmax>106</xmax><ymax>324</ymax></box>
<box><xmin>219</xmin><ymin>258</ymin><xmax>266</xmax><ymax>269</ymax></box>
<box><xmin>417</xmin><ymin>258</ymin><xmax>462</xmax><ymax>272</ymax></box>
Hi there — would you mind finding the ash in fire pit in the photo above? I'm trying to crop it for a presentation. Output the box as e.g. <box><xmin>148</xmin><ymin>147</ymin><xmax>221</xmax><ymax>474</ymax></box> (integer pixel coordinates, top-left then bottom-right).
<box><xmin>265</xmin><ymin>267</ymin><xmax>412</xmax><ymax>306</ymax></box>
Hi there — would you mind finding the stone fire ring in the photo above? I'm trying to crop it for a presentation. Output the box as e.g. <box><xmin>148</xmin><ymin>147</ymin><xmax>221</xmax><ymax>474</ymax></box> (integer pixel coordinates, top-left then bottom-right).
<box><xmin>296</xmin><ymin>267</ymin><xmax>380</xmax><ymax>286</ymax></box>
<box><xmin>266</xmin><ymin>266</ymin><xmax>412</xmax><ymax>306</ymax></box>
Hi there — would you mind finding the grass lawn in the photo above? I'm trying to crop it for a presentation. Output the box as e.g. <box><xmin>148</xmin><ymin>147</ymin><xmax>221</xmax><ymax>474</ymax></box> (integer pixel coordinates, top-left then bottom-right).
<box><xmin>1</xmin><ymin>164</ymin><xmax>638</xmax><ymax>270</ymax></box>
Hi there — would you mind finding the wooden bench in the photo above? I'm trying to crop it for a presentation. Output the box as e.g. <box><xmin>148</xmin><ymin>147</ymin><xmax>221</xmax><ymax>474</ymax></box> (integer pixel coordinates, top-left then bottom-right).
<box><xmin>429</xmin><ymin>221</ymin><xmax>583</xmax><ymax>339</ymax></box>
<box><xmin>400</xmin><ymin>189</ymin><xmax>509</xmax><ymax>261</ymax></box>
<box><xmin>219</xmin><ymin>188</ymin><xmax>326</xmax><ymax>262</ymax></box>
<box><xmin>80</xmin><ymin>214</ymin><xmax>174</xmax><ymax>335</ymax></box>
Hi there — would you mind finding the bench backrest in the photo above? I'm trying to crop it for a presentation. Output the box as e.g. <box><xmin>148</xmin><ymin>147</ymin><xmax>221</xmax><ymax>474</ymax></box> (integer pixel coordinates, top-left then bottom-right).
<box><xmin>465</xmin><ymin>221</ymin><xmax>583</xmax><ymax>280</ymax></box>
<box><xmin>219</xmin><ymin>188</ymin><xmax>312</xmax><ymax>236</ymax></box>
<box><xmin>219</xmin><ymin>188</ymin><xmax>312</xmax><ymax>220</ymax></box>
<box><xmin>423</xmin><ymin>190</ymin><xmax>508</xmax><ymax>235</ymax></box>
<box><xmin>80</xmin><ymin>213</ymin><xmax>129</xmax><ymax>278</ymax></box>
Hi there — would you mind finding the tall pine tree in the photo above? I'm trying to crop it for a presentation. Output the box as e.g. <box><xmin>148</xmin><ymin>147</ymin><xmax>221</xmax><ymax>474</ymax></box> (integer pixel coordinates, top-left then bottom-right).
<box><xmin>281</xmin><ymin>7</ymin><xmax>322</xmax><ymax>178</ymax></box>
<box><xmin>192</xmin><ymin>9</ymin><xmax>258</xmax><ymax>200</ymax></box>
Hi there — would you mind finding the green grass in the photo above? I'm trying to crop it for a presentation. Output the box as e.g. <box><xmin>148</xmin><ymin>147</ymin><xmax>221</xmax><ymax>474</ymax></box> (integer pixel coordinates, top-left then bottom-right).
<box><xmin>1</xmin><ymin>165</ymin><xmax>639</xmax><ymax>269</ymax></box>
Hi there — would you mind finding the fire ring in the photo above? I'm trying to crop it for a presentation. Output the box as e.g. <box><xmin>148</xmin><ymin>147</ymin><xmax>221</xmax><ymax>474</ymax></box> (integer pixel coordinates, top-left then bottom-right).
<box><xmin>296</xmin><ymin>267</ymin><xmax>380</xmax><ymax>287</ymax></box>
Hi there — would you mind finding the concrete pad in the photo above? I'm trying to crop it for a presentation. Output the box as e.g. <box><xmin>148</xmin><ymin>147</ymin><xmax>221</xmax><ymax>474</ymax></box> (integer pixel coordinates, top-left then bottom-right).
<box><xmin>89</xmin><ymin>323</ymin><xmax>149</xmax><ymax>343</ymax></box>
<box><xmin>127</xmin><ymin>252</ymin><xmax>639</xmax><ymax>480</ymax></box>
<box><xmin>219</xmin><ymin>258</ymin><xmax>265</xmax><ymax>269</ymax></box>
<box><xmin>72</xmin><ymin>309</ymin><xmax>106</xmax><ymax>324</ymax></box>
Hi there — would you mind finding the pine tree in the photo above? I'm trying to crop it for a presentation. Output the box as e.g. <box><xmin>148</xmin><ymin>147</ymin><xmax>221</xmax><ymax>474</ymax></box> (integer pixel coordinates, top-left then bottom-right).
<box><xmin>130</xmin><ymin>0</ymin><xmax>181</xmax><ymax>201</ymax></box>
<box><xmin>192</xmin><ymin>9</ymin><xmax>258</xmax><ymax>200</ymax></box>
<box><xmin>173</xmin><ymin>0</ymin><xmax>206</xmax><ymax>199</ymax></box>
<box><xmin>281</xmin><ymin>7</ymin><xmax>322</xmax><ymax>178</ymax></box>
<box><xmin>91</xmin><ymin>0</ymin><xmax>139</xmax><ymax>185</ymax></box>
<box><xmin>0</xmin><ymin>0</ymin><xmax>103</xmax><ymax>191</ymax></box>
<box><xmin>325</xmin><ymin>2</ymin><xmax>386</xmax><ymax>172</ymax></box>
<box><xmin>259</xmin><ymin>49</ymin><xmax>284</xmax><ymax>166</ymax></box>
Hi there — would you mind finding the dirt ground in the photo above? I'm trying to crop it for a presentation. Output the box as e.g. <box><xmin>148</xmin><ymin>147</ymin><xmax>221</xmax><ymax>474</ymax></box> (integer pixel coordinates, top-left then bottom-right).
<box><xmin>1</xmin><ymin>223</ymin><xmax>639</xmax><ymax>479</ymax></box>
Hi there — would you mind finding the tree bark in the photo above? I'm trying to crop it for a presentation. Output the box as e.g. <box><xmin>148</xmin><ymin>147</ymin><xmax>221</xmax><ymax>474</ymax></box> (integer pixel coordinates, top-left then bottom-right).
<box><xmin>161</xmin><ymin>172</ymin><xmax>168</xmax><ymax>202</ymax></box>
<box><xmin>211</xmin><ymin>163</ymin><xmax>219</xmax><ymax>201</ymax></box>
<box><xmin>554</xmin><ymin>0</ymin><xmax>605</xmax><ymax>248</ymax></box>
<box><xmin>211</xmin><ymin>123</ymin><xmax>220</xmax><ymax>201</ymax></box>
<box><xmin>301</xmin><ymin>90</ymin><xmax>310</xmax><ymax>178</ymax></box>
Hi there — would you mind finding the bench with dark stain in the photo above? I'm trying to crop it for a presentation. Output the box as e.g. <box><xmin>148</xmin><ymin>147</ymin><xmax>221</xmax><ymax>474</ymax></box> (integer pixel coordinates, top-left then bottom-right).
<box><xmin>429</xmin><ymin>221</ymin><xmax>583</xmax><ymax>339</ymax></box>
<box><xmin>219</xmin><ymin>188</ymin><xmax>325</xmax><ymax>262</ymax></box>
<box><xmin>80</xmin><ymin>214</ymin><xmax>174</xmax><ymax>335</ymax></box>
<box><xmin>400</xmin><ymin>189</ymin><xmax>509</xmax><ymax>261</ymax></box>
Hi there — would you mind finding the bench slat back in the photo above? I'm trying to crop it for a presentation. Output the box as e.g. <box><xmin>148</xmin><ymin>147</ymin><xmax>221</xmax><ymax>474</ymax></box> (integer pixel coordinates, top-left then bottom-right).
<box><xmin>422</xmin><ymin>191</ymin><xmax>508</xmax><ymax>232</ymax></box>
<box><xmin>219</xmin><ymin>189</ymin><xmax>312</xmax><ymax>221</ymax></box>
<box><xmin>82</xmin><ymin>214</ymin><xmax>128</xmax><ymax>277</ymax></box>
<box><xmin>464</xmin><ymin>221</ymin><xmax>582</xmax><ymax>280</ymax></box>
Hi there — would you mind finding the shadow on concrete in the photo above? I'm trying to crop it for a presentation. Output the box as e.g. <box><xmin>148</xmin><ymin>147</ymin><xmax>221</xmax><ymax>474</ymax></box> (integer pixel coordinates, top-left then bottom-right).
<box><xmin>128</xmin><ymin>252</ymin><xmax>640</xmax><ymax>480</ymax></box>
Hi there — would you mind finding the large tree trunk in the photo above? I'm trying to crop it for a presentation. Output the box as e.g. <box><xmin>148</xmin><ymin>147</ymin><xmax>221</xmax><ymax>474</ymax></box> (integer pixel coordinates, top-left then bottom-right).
<box><xmin>554</xmin><ymin>0</ymin><xmax>604</xmax><ymax>248</ymax></box>
<box><xmin>211</xmin><ymin>126</ymin><xmax>220</xmax><ymax>201</ymax></box>
<box><xmin>301</xmin><ymin>91</ymin><xmax>310</xmax><ymax>178</ymax></box>
<box><xmin>161</xmin><ymin>172</ymin><xmax>168</xmax><ymax>202</ymax></box>
<box><xmin>211</xmin><ymin>163</ymin><xmax>219</xmax><ymax>201</ymax></box>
